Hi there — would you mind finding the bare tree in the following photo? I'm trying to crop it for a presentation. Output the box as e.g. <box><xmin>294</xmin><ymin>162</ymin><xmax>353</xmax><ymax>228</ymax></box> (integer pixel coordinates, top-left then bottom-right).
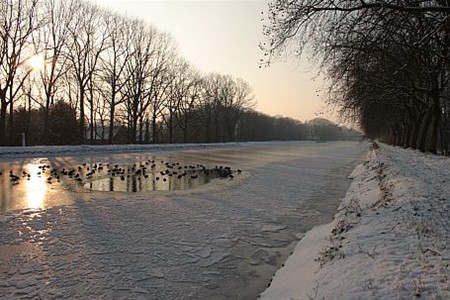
<box><xmin>162</xmin><ymin>58</ymin><xmax>195</xmax><ymax>143</ymax></box>
<box><xmin>99</xmin><ymin>11</ymin><xmax>134</xmax><ymax>144</ymax></box>
<box><xmin>200</xmin><ymin>73</ymin><xmax>255</xmax><ymax>142</ymax></box>
<box><xmin>145</xmin><ymin>32</ymin><xmax>178</xmax><ymax>144</ymax></box>
<box><xmin>262</xmin><ymin>0</ymin><xmax>450</xmax><ymax>62</ymax></box>
<box><xmin>1</xmin><ymin>0</ymin><xmax>263</xmax><ymax>146</ymax></box>
<box><xmin>123</xmin><ymin>20</ymin><xmax>157</xmax><ymax>143</ymax></box>
<box><xmin>200</xmin><ymin>73</ymin><xmax>223</xmax><ymax>142</ymax></box>
<box><xmin>0</xmin><ymin>0</ymin><xmax>40</xmax><ymax>145</ymax></box>
<box><xmin>262</xmin><ymin>0</ymin><xmax>450</xmax><ymax>153</ymax></box>
<box><xmin>65</xmin><ymin>0</ymin><xmax>108</xmax><ymax>144</ymax></box>
<box><xmin>326</xmin><ymin>4</ymin><xmax>448</xmax><ymax>152</ymax></box>
<box><xmin>174</xmin><ymin>64</ymin><xmax>202</xmax><ymax>143</ymax></box>
<box><xmin>225</xmin><ymin>77</ymin><xmax>254</xmax><ymax>141</ymax></box>
<box><xmin>30</xmin><ymin>0</ymin><xmax>73</xmax><ymax>144</ymax></box>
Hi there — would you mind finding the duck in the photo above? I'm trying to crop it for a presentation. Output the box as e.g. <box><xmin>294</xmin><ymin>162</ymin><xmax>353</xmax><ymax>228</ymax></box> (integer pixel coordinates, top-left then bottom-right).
<box><xmin>9</xmin><ymin>171</ymin><xmax>20</xmax><ymax>183</ymax></box>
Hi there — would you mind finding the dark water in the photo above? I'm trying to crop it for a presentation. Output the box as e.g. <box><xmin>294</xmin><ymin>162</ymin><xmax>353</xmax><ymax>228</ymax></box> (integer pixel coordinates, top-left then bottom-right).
<box><xmin>82</xmin><ymin>160</ymin><xmax>235</xmax><ymax>192</ymax></box>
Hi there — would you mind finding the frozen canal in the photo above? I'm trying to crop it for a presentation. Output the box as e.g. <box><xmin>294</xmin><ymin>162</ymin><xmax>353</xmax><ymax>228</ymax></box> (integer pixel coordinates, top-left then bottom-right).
<box><xmin>0</xmin><ymin>141</ymin><xmax>366</xmax><ymax>299</ymax></box>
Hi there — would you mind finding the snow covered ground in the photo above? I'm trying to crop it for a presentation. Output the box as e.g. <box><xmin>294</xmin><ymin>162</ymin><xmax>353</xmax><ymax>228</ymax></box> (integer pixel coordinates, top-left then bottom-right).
<box><xmin>261</xmin><ymin>143</ymin><xmax>450</xmax><ymax>299</ymax></box>
<box><xmin>0</xmin><ymin>141</ymin><xmax>366</xmax><ymax>299</ymax></box>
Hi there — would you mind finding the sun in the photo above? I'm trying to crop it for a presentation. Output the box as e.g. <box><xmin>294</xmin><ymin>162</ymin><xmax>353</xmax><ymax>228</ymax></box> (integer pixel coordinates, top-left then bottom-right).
<box><xmin>28</xmin><ymin>54</ymin><xmax>46</xmax><ymax>71</ymax></box>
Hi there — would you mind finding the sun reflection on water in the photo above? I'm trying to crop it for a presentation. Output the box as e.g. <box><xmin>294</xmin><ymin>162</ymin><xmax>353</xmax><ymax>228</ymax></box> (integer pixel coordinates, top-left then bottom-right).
<box><xmin>25</xmin><ymin>164</ymin><xmax>47</xmax><ymax>210</ymax></box>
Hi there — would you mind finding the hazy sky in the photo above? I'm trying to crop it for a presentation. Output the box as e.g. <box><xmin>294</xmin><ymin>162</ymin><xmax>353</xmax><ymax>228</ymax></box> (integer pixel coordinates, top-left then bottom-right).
<box><xmin>95</xmin><ymin>0</ymin><xmax>335</xmax><ymax>123</ymax></box>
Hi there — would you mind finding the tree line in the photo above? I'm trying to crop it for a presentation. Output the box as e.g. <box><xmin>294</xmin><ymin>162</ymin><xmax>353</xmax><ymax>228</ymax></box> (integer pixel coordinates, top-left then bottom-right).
<box><xmin>1</xmin><ymin>0</ymin><xmax>256</xmax><ymax>145</ymax></box>
<box><xmin>1</xmin><ymin>0</ymin><xmax>357</xmax><ymax>146</ymax></box>
<box><xmin>263</xmin><ymin>0</ymin><xmax>450</xmax><ymax>154</ymax></box>
<box><xmin>0</xmin><ymin>0</ymin><xmax>254</xmax><ymax>145</ymax></box>
<box><xmin>8</xmin><ymin>100</ymin><xmax>360</xmax><ymax>145</ymax></box>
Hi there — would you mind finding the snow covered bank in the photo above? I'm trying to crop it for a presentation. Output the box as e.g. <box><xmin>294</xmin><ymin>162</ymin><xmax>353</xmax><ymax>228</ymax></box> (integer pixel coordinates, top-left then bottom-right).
<box><xmin>261</xmin><ymin>143</ymin><xmax>450</xmax><ymax>299</ymax></box>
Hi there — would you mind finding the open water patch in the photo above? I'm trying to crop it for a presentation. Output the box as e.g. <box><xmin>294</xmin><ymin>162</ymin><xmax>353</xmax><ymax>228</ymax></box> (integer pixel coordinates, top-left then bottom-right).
<box><xmin>77</xmin><ymin>159</ymin><xmax>239</xmax><ymax>192</ymax></box>
<box><xmin>0</xmin><ymin>157</ymin><xmax>241</xmax><ymax>213</ymax></box>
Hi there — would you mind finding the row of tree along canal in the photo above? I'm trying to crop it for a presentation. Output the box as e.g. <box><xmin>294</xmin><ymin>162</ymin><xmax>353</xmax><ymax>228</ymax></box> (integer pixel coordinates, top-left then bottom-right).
<box><xmin>262</xmin><ymin>1</ymin><xmax>450</xmax><ymax>155</ymax></box>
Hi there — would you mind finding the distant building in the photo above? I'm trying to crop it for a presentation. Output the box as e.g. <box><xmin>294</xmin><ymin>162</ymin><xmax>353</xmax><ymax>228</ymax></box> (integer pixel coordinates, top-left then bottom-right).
<box><xmin>85</xmin><ymin>125</ymin><xmax>128</xmax><ymax>144</ymax></box>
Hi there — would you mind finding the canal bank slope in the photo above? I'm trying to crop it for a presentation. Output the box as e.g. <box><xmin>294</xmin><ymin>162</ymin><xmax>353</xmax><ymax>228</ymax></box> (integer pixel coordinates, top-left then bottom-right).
<box><xmin>261</xmin><ymin>143</ymin><xmax>450</xmax><ymax>299</ymax></box>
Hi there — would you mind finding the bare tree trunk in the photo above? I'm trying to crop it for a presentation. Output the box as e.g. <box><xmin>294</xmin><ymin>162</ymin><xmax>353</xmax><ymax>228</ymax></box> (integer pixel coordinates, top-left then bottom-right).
<box><xmin>402</xmin><ymin>125</ymin><xmax>410</xmax><ymax>147</ymax></box>
<box><xmin>79</xmin><ymin>90</ymin><xmax>86</xmax><ymax>144</ymax></box>
<box><xmin>205</xmin><ymin>110</ymin><xmax>211</xmax><ymax>143</ymax></box>
<box><xmin>43</xmin><ymin>107</ymin><xmax>50</xmax><ymax>144</ymax></box>
<box><xmin>145</xmin><ymin>119</ymin><xmax>150</xmax><ymax>143</ymax></box>
<box><xmin>214</xmin><ymin>112</ymin><xmax>220</xmax><ymax>143</ymax></box>
<box><xmin>152</xmin><ymin>111</ymin><xmax>157</xmax><ymax>144</ymax></box>
<box><xmin>131</xmin><ymin>113</ymin><xmax>137</xmax><ymax>144</ymax></box>
<box><xmin>418</xmin><ymin>108</ymin><xmax>432</xmax><ymax>152</ymax></box>
<box><xmin>108</xmin><ymin>105</ymin><xmax>115</xmax><ymax>144</ymax></box>
<box><xmin>138</xmin><ymin>116</ymin><xmax>144</xmax><ymax>143</ymax></box>
<box><xmin>26</xmin><ymin>92</ymin><xmax>32</xmax><ymax>142</ymax></box>
<box><xmin>428</xmin><ymin>91</ymin><xmax>440</xmax><ymax>154</ymax></box>
<box><xmin>409</xmin><ymin>119</ymin><xmax>420</xmax><ymax>149</ymax></box>
<box><xmin>90</xmin><ymin>89</ymin><xmax>95</xmax><ymax>144</ymax></box>
<box><xmin>183</xmin><ymin>127</ymin><xmax>188</xmax><ymax>143</ymax></box>
<box><xmin>168</xmin><ymin>111</ymin><xmax>174</xmax><ymax>143</ymax></box>
<box><xmin>0</xmin><ymin>100</ymin><xmax>7</xmax><ymax>145</ymax></box>
<box><xmin>8</xmin><ymin>91</ymin><xmax>14</xmax><ymax>145</ymax></box>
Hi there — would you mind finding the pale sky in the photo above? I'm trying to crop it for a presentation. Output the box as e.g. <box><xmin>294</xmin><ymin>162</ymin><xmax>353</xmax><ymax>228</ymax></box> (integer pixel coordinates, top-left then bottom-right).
<box><xmin>95</xmin><ymin>0</ymin><xmax>336</xmax><ymax>123</ymax></box>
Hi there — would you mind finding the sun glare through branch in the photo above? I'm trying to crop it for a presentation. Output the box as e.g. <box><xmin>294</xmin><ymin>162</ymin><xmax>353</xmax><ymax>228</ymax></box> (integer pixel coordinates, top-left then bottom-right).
<box><xmin>28</xmin><ymin>54</ymin><xmax>46</xmax><ymax>71</ymax></box>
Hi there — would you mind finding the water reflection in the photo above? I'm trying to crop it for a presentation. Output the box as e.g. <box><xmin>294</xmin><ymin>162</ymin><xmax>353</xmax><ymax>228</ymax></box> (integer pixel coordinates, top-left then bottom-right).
<box><xmin>0</xmin><ymin>160</ymin><xmax>70</xmax><ymax>214</ymax></box>
<box><xmin>25</xmin><ymin>164</ymin><xmax>47</xmax><ymax>210</ymax></box>
<box><xmin>82</xmin><ymin>161</ymin><xmax>235</xmax><ymax>192</ymax></box>
<box><xmin>84</xmin><ymin>170</ymin><xmax>218</xmax><ymax>192</ymax></box>
<box><xmin>0</xmin><ymin>156</ymin><xmax>238</xmax><ymax>214</ymax></box>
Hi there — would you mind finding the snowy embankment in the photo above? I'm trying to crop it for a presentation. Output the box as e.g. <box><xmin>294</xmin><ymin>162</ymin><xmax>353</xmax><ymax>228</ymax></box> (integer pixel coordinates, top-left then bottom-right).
<box><xmin>261</xmin><ymin>143</ymin><xmax>450</xmax><ymax>299</ymax></box>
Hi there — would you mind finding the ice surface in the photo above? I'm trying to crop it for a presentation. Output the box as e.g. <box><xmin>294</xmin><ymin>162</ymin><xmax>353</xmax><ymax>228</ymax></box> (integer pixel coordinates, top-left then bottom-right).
<box><xmin>0</xmin><ymin>141</ymin><xmax>366</xmax><ymax>299</ymax></box>
<box><xmin>260</xmin><ymin>224</ymin><xmax>287</xmax><ymax>233</ymax></box>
